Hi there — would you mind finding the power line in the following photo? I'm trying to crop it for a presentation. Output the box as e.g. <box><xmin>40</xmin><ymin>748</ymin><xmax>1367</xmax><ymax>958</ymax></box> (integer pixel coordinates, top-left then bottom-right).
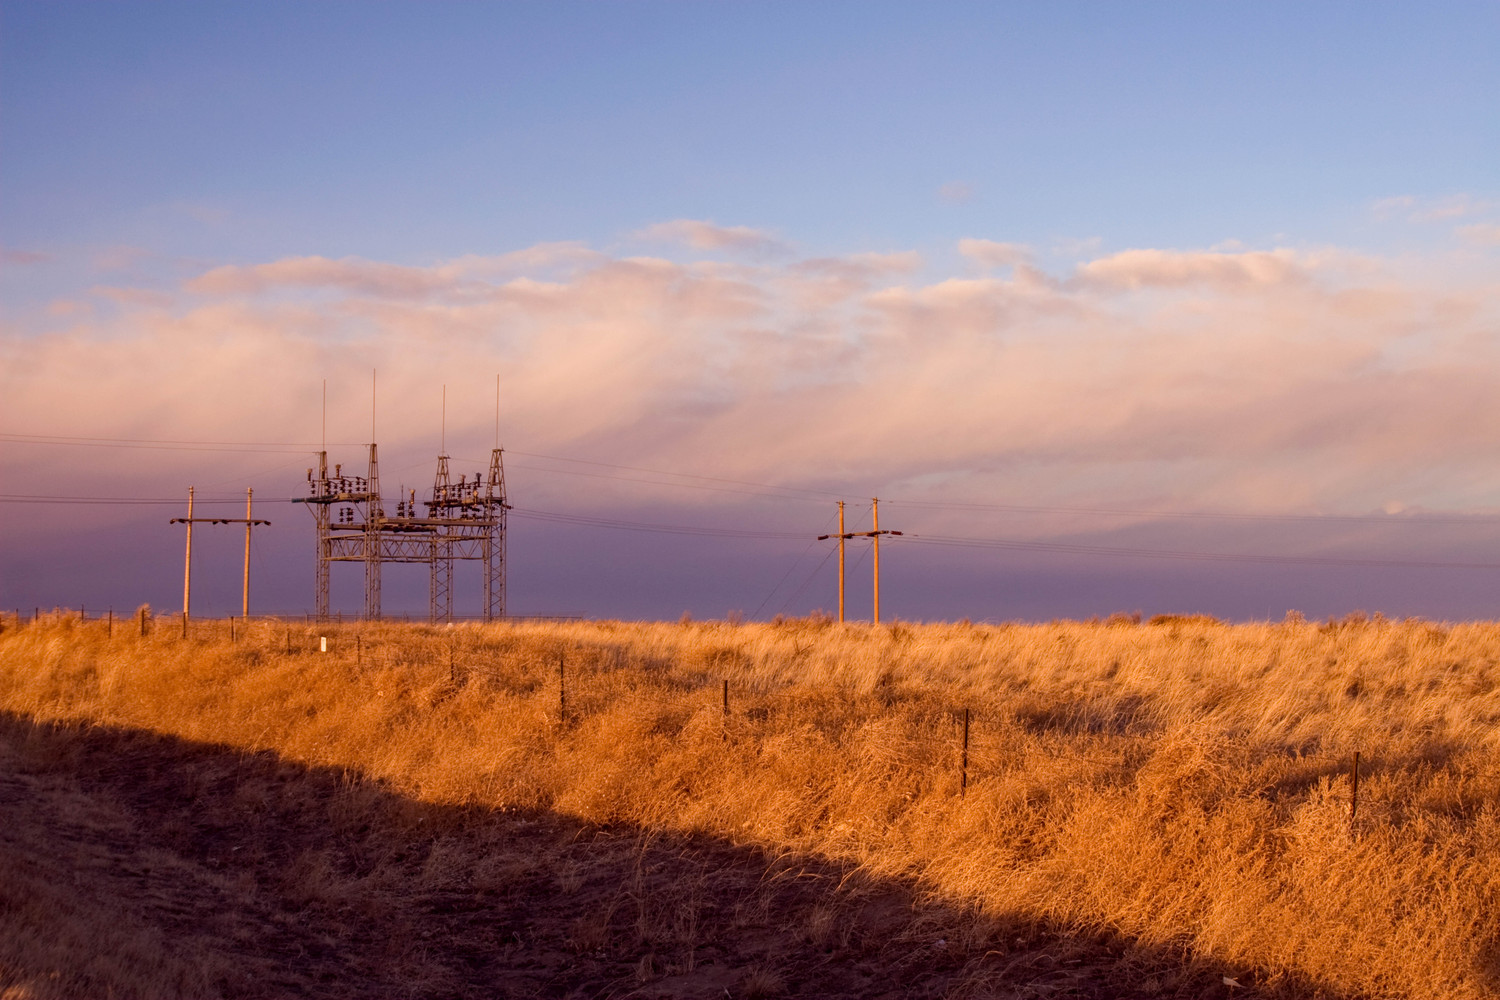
<box><xmin>885</xmin><ymin>498</ymin><xmax>1498</xmax><ymax>525</ymax></box>
<box><xmin>453</xmin><ymin>450</ymin><xmax>843</xmax><ymax>503</ymax></box>
<box><xmin>0</xmin><ymin>433</ymin><xmax>347</xmax><ymax>454</ymax></box>
<box><xmin>509</xmin><ymin>506</ymin><xmax>806</xmax><ymax>540</ymax></box>
<box><xmin>904</xmin><ymin>532</ymin><xmax>1500</xmax><ymax>570</ymax></box>
<box><xmin>498</xmin><ymin>460</ymin><xmax>834</xmax><ymax>503</ymax></box>
<box><xmin>505</xmin><ymin>450</ymin><xmax>847</xmax><ymax>500</ymax></box>
<box><xmin>754</xmin><ymin>508</ymin><xmax>840</xmax><ymax>617</ymax></box>
<box><xmin>777</xmin><ymin>545</ymin><xmax>839</xmax><ymax>617</ymax></box>
<box><xmin>7</xmin><ymin>493</ymin><xmax>1500</xmax><ymax>571</ymax></box>
<box><xmin>11</xmin><ymin>431</ymin><xmax>1498</xmax><ymax>526</ymax></box>
<box><xmin>0</xmin><ymin>493</ymin><xmax>285</xmax><ymax>506</ymax></box>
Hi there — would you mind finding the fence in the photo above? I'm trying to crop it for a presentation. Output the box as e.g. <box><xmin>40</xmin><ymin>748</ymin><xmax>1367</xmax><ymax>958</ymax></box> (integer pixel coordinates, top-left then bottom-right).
<box><xmin>5</xmin><ymin>608</ymin><xmax>1478</xmax><ymax>838</ymax></box>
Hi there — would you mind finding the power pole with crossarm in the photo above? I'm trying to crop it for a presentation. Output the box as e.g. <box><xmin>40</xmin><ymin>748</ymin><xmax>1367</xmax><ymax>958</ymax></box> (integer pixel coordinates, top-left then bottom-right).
<box><xmin>170</xmin><ymin>486</ymin><xmax>271</xmax><ymax>625</ymax></box>
<box><xmin>818</xmin><ymin>498</ymin><xmax>901</xmax><ymax>623</ymax></box>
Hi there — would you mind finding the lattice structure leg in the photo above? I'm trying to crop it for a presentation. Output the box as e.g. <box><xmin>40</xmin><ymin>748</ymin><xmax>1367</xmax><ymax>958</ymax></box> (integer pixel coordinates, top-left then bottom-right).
<box><xmin>430</xmin><ymin>540</ymin><xmax>452</xmax><ymax>624</ymax></box>
<box><xmin>315</xmin><ymin>451</ymin><xmax>331</xmax><ymax>621</ymax></box>
<box><xmin>364</xmin><ymin>539</ymin><xmax>381</xmax><ymax>620</ymax></box>
<box><xmin>363</xmin><ymin>443</ymin><xmax>383</xmax><ymax>620</ymax></box>
<box><xmin>484</xmin><ymin>519</ymin><xmax>505</xmax><ymax>621</ymax></box>
<box><xmin>482</xmin><ymin>535</ymin><xmax>493</xmax><ymax>622</ymax></box>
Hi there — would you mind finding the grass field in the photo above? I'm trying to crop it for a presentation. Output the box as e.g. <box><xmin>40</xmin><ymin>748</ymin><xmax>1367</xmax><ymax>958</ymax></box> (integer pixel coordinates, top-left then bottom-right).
<box><xmin>3</xmin><ymin>611</ymin><xmax>1499</xmax><ymax>998</ymax></box>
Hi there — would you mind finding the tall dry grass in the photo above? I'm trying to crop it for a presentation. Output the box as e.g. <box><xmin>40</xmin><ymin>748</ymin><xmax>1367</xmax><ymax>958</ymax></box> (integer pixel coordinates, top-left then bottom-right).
<box><xmin>4</xmin><ymin>610</ymin><xmax>1500</xmax><ymax>998</ymax></box>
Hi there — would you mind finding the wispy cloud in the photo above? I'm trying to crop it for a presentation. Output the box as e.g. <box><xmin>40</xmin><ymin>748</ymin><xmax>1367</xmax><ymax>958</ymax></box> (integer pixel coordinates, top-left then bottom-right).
<box><xmin>187</xmin><ymin>256</ymin><xmax>461</xmax><ymax>298</ymax></box>
<box><xmin>632</xmin><ymin>219</ymin><xmax>789</xmax><ymax>255</ymax></box>
<box><xmin>957</xmin><ymin>239</ymin><xmax>1031</xmax><ymax>270</ymax></box>
<box><xmin>182</xmin><ymin>246</ymin><xmax>606</xmax><ymax>299</ymax></box>
<box><xmin>937</xmin><ymin>181</ymin><xmax>975</xmax><ymax>204</ymax></box>
<box><xmin>1458</xmin><ymin>223</ymin><xmax>1500</xmax><ymax>247</ymax></box>
<box><xmin>89</xmin><ymin>286</ymin><xmax>175</xmax><ymax>308</ymax></box>
<box><xmin>1</xmin><ymin>248</ymin><xmax>50</xmax><ymax>265</ymax></box>
<box><xmin>1074</xmin><ymin>248</ymin><xmax>1310</xmax><ymax>290</ymax></box>
<box><xmin>1373</xmin><ymin>193</ymin><xmax>1497</xmax><ymax>223</ymax></box>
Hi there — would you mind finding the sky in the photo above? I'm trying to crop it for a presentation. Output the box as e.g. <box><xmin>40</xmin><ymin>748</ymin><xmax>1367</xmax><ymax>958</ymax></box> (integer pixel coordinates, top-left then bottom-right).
<box><xmin>3</xmin><ymin>2</ymin><xmax>1499</xmax><ymax>622</ymax></box>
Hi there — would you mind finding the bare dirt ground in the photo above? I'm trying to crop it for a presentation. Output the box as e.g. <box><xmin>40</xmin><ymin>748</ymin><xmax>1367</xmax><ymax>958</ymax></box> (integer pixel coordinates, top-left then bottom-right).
<box><xmin>1</xmin><ymin>712</ymin><xmax>1355</xmax><ymax>999</ymax></box>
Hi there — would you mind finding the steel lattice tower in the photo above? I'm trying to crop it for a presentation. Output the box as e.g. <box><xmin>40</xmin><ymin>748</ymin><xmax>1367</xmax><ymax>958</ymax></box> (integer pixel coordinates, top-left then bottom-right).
<box><xmin>296</xmin><ymin>444</ymin><xmax>508</xmax><ymax>622</ymax></box>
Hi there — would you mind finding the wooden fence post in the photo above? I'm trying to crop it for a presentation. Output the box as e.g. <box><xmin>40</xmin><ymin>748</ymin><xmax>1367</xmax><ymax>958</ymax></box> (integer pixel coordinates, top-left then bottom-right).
<box><xmin>559</xmin><ymin>653</ymin><xmax>567</xmax><ymax>726</ymax></box>
<box><xmin>961</xmin><ymin>708</ymin><xmax>970</xmax><ymax>798</ymax></box>
<box><xmin>1350</xmin><ymin>751</ymin><xmax>1360</xmax><ymax>832</ymax></box>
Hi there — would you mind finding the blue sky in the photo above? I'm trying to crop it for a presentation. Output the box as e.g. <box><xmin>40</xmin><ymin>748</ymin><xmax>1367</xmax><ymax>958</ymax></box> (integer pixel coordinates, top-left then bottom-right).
<box><xmin>3</xmin><ymin>2</ymin><xmax>1499</xmax><ymax>621</ymax></box>
<box><xmin>7</xmin><ymin>3</ymin><xmax>1493</xmax><ymax>267</ymax></box>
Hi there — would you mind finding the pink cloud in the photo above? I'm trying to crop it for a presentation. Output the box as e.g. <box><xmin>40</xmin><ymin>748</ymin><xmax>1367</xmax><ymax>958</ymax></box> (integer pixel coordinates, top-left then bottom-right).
<box><xmin>792</xmin><ymin>251</ymin><xmax>922</xmax><ymax>283</ymax></box>
<box><xmin>92</xmin><ymin>246</ymin><xmax>154</xmax><ymax>272</ymax></box>
<box><xmin>937</xmin><ymin>181</ymin><xmax>975</xmax><ymax>204</ymax></box>
<box><xmin>186</xmin><ymin>256</ymin><xmax>457</xmax><ymax>298</ymax></box>
<box><xmin>957</xmin><ymin>239</ymin><xmax>1032</xmax><ymax>269</ymax></box>
<box><xmin>1074</xmin><ymin>248</ymin><xmax>1309</xmax><ymax>291</ymax></box>
<box><xmin>633</xmin><ymin>219</ymin><xmax>788</xmax><ymax>255</ymax></box>
<box><xmin>1458</xmin><ymin>223</ymin><xmax>1500</xmax><ymax>247</ymax></box>
<box><xmin>44</xmin><ymin>299</ymin><xmax>91</xmax><ymax>318</ymax></box>
<box><xmin>6</xmin><ymin>236</ymin><xmax>1498</xmax><ymax>528</ymax></box>
<box><xmin>1373</xmin><ymin>194</ymin><xmax>1496</xmax><ymax>223</ymax></box>
<box><xmin>1</xmin><ymin>248</ymin><xmax>50</xmax><ymax>265</ymax></box>
<box><xmin>90</xmin><ymin>286</ymin><xmax>175</xmax><ymax>308</ymax></box>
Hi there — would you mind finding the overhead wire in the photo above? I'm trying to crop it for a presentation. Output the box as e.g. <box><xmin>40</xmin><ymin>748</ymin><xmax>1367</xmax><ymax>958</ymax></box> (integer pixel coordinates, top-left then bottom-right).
<box><xmin>6</xmin><ymin>495</ymin><xmax>1500</xmax><ymax>572</ymax></box>
<box><xmin>452</xmin><ymin>451</ymin><xmax>839</xmax><ymax>503</ymax></box>
<box><xmin>509</xmin><ymin>506</ymin><xmax>805</xmax><ymax>540</ymax></box>
<box><xmin>777</xmin><ymin>546</ymin><xmax>839</xmax><ymax>617</ymax></box>
<box><xmin>9</xmin><ymin>435</ymin><xmax>1500</xmax><ymax>573</ymax></box>
<box><xmin>11</xmin><ymin>431</ymin><xmax>1497</xmax><ymax>525</ymax></box>
<box><xmin>0</xmin><ymin>433</ymin><xmax>340</xmax><ymax>454</ymax></box>
<box><xmin>884</xmin><ymin>497</ymin><xmax>1498</xmax><ymax>526</ymax></box>
<box><xmin>501</xmin><ymin>449</ymin><xmax>846</xmax><ymax>501</ymax></box>
<box><xmin>902</xmin><ymin>532</ymin><xmax>1500</xmax><ymax>570</ymax></box>
<box><xmin>0</xmin><ymin>494</ymin><xmax>282</xmax><ymax>506</ymax></box>
<box><xmin>753</xmin><ymin>507</ymin><xmax>840</xmax><ymax>618</ymax></box>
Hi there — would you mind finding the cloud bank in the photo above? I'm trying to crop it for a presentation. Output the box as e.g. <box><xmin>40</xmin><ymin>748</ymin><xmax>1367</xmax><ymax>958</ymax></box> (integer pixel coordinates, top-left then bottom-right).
<box><xmin>5</xmin><ymin>233</ymin><xmax>1499</xmax><ymax>526</ymax></box>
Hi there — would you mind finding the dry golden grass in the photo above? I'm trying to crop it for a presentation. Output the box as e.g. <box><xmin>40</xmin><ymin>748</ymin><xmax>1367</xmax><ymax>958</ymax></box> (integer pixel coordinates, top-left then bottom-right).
<box><xmin>4</xmin><ymin>610</ymin><xmax>1500</xmax><ymax>997</ymax></box>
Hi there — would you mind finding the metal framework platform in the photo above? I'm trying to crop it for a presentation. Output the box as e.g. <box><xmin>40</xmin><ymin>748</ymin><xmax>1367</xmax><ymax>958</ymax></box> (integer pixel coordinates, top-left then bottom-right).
<box><xmin>293</xmin><ymin>444</ymin><xmax>508</xmax><ymax>622</ymax></box>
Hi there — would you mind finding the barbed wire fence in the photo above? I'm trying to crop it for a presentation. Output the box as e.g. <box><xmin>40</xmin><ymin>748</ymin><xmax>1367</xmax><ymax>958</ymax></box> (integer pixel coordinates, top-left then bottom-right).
<box><xmin>10</xmin><ymin>608</ymin><xmax>1497</xmax><ymax>837</ymax></box>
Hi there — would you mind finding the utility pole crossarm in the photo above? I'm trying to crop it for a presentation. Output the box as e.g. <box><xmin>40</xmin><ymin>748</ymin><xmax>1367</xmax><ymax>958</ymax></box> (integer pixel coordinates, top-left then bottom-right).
<box><xmin>172</xmin><ymin>486</ymin><xmax>270</xmax><ymax>623</ymax></box>
<box><xmin>817</xmin><ymin>499</ymin><xmax>900</xmax><ymax>624</ymax></box>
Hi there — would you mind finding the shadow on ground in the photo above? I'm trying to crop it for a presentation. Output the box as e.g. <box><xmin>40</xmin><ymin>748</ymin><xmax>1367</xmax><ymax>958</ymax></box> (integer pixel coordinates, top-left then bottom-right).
<box><xmin>0</xmin><ymin>711</ymin><xmax>1360</xmax><ymax>1000</ymax></box>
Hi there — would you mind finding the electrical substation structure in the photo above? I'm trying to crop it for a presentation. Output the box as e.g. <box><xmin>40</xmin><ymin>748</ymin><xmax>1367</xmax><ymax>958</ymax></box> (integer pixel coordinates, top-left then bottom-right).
<box><xmin>293</xmin><ymin>444</ymin><xmax>509</xmax><ymax>622</ymax></box>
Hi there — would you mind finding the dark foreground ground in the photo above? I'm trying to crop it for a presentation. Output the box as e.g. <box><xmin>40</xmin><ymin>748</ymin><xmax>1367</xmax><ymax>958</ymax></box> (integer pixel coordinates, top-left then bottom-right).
<box><xmin>0</xmin><ymin>712</ymin><xmax>1355</xmax><ymax>999</ymax></box>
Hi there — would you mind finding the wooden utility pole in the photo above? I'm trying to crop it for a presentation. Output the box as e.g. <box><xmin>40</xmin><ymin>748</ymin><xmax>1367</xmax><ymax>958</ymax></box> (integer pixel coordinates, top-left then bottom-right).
<box><xmin>243</xmin><ymin>488</ymin><xmax>254</xmax><ymax>617</ymax></box>
<box><xmin>872</xmin><ymin>498</ymin><xmax>882</xmax><ymax>624</ymax></box>
<box><xmin>180</xmin><ymin>487</ymin><xmax>194</xmax><ymax>622</ymax></box>
<box><xmin>171</xmin><ymin>487</ymin><xmax>270</xmax><ymax>625</ymax></box>
<box><xmin>818</xmin><ymin>499</ymin><xmax>901</xmax><ymax>623</ymax></box>
<box><xmin>837</xmin><ymin>501</ymin><xmax>845</xmax><ymax>621</ymax></box>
